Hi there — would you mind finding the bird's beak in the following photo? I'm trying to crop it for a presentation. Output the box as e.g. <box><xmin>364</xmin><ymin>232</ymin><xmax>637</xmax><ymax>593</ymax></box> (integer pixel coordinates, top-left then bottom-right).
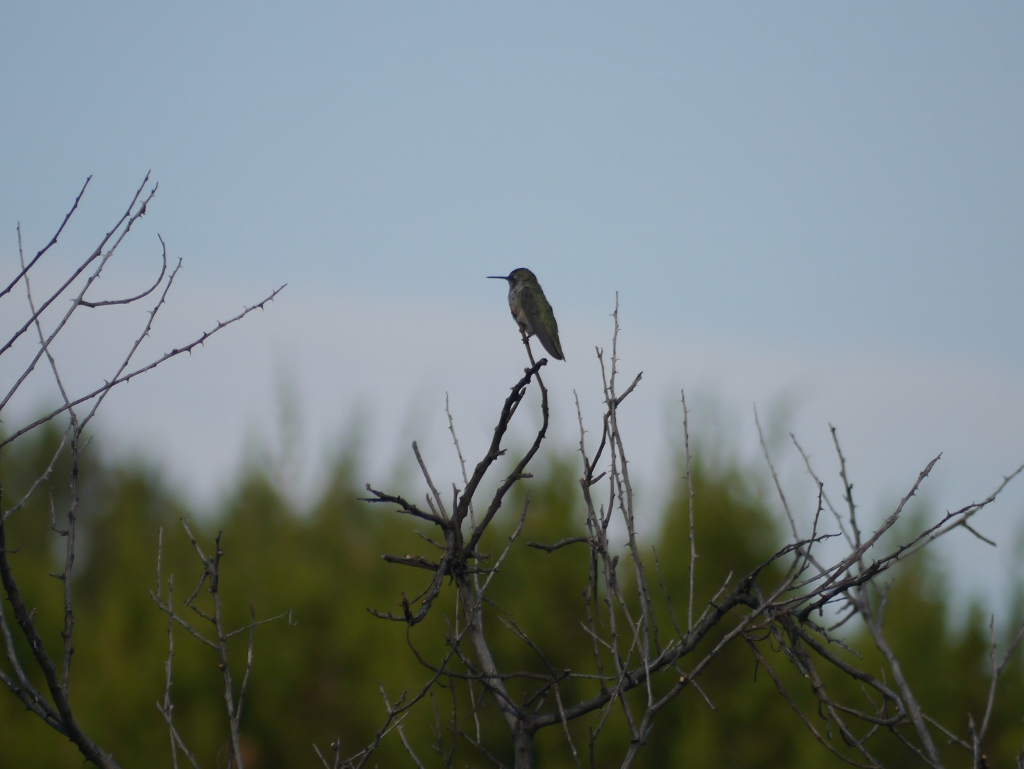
<box><xmin>487</xmin><ymin>275</ymin><xmax>507</xmax><ymax>280</ymax></box>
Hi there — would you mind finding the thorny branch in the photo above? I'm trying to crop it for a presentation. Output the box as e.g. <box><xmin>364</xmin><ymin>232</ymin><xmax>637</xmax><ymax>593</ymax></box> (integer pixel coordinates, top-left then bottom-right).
<box><xmin>0</xmin><ymin>176</ymin><xmax>283</xmax><ymax>768</ymax></box>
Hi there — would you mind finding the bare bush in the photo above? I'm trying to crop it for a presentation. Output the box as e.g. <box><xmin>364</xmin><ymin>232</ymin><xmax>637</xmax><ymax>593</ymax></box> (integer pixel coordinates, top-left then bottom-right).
<box><xmin>352</xmin><ymin>300</ymin><xmax>1024</xmax><ymax>769</ymax></box>
<box><xmin>0</xmin><ymin>176</ymin><xmax>283</xmax><ymax>769</ymax></box>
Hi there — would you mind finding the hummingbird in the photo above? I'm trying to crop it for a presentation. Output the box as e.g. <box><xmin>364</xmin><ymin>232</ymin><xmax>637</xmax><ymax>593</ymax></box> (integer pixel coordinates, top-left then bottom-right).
<box><xmin>488</xmin><ymin>268</ymin><xmax>565</xmax><ymax>361</ymax></box>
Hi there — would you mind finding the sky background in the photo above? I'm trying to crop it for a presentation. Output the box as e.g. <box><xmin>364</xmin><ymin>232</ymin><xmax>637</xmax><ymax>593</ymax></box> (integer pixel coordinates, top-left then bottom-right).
<box><xmin>2</xmin><ymin>3</ymin><xmax>1023</xmax><ymax>609</ymax></box>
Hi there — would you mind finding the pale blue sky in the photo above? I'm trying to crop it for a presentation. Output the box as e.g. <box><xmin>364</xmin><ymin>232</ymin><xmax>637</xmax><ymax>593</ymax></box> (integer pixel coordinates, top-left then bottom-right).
<box><xmin>4</xmin><ymin>3</ymin><xmax>1022</xmax><ymax>360</ymax></box>
<box><xmin>3</xmin><ymin>4</ymin><xmax>1023</xmax><ymax>604</ymax></box>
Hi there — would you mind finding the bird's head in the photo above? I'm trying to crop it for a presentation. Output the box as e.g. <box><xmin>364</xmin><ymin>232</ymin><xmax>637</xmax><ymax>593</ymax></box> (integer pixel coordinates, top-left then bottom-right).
<box><xmin>487</xmin><ymin>268</ymin><xmax>537</xmax><ymax>286</ymax></box>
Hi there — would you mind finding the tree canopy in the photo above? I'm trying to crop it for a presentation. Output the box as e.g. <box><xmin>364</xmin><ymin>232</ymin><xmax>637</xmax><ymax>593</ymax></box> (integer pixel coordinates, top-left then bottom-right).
<box><xmin>2</xmin><ymin>422</ymin><xmax>1021</xmax><ymax>768</ymax></box>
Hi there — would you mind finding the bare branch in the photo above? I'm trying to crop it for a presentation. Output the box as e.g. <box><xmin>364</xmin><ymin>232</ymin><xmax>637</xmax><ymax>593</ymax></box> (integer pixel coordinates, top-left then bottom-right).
<box><xmin>0</xmin><ymin>176</ymin><xmax>91</xmax><ymax>303</ymax></box>
<box><xmin>2</xmin><ymin>283</ymin><xmax>286</xmax><ymax>450</ymax></box>
<box><xmin>79</xmin><ymin>232</ymin><xmax>168</xmax><ymax>307</ymax></box>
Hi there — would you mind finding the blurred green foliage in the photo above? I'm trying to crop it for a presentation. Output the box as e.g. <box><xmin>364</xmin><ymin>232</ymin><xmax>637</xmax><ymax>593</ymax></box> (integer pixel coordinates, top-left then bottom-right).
<box><xmin>1</xmin><ymin>424</ymin><xmax>1021</xmax><ymax>768</ymax></box>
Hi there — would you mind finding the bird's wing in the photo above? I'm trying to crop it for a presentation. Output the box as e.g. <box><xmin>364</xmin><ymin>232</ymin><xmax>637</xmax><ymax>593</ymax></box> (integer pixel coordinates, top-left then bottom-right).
<box><xmin>521</xmin><ymin>286</ymin><xmax>564</xmax><ymax>360</ymax></box>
